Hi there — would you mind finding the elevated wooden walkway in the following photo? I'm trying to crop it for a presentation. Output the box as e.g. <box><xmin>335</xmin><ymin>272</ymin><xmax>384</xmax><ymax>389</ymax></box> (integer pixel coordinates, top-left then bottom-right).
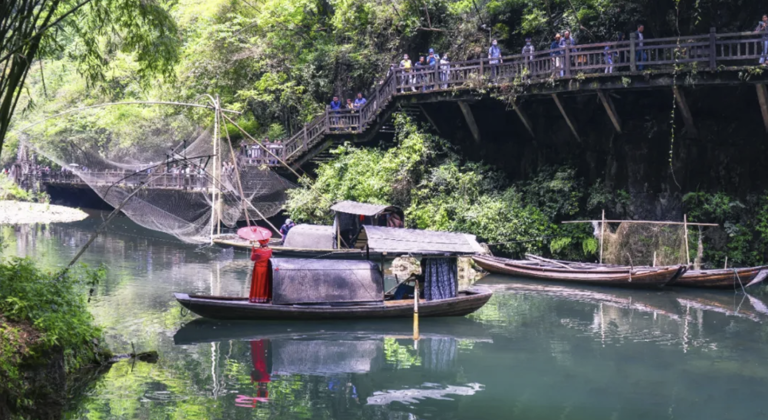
<box><xmin>238</xmin><ymin>29</ymin><xmax>768</xmax><ymax>169</ymax></box>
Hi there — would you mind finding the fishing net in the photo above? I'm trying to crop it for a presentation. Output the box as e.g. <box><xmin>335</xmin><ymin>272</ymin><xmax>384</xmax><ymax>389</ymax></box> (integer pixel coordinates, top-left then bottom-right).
<box><xmin>21</xmin><ymin>108</ymin><xmax>294</xmax><ymax>243</ymax></box>
<box><xmin>600</xmin><ymin>222</ymin><xmax>688</xmax><ymax>267</ymax></box>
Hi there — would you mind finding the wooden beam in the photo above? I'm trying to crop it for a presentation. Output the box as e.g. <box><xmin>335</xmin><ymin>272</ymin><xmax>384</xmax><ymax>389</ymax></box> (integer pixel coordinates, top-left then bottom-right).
<box><xmin>562</xmin><ymin>219</ymin><xmax>718</xmax><ymax>227</ymax></box>
<box><xmin>672</xmin><ymin>86</ymin><xmax>697</xmax><ymax>138</ymax></box>
<box><xmin>551</xmin><ymin>94</ymin><xmax>581</xmax><ymax>141</ymax></box>
<box><xmin>756</xmin><ymin>84</ymin><xmax>768</xmax><ymax>133</ymax></box>
<box><xmin>457</xmin><ymin>101</ymin><xmax>481</xmax><ymax>142</ymax></box>
<box><xmin>418</xmin><ymin>105</ymin><xmax>441</xmax><ymax>135</ymax></box>
<box><xmin>597</xmin><ymin>90</ymin><xmax>622</xmax><ymax>134</ymax></box>
<box><xmin>511</xmin><ymin>101</ymin><xmax>535</xmax><ymax>138</ymax></box>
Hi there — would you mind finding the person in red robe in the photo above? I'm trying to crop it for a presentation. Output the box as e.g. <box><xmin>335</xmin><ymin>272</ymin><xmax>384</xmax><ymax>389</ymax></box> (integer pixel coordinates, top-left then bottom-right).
<box><xmin>249</xmin><ymin>239</ymin><xmax>273</xmax><ymax>303</ymax></box>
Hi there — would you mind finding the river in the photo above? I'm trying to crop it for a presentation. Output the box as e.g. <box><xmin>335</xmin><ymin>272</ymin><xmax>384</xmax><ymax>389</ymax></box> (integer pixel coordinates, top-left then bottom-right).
<box><xmin>2</xmin><ymin>211</ymin><xmax>768</xmax><ymax>420</ymax></box>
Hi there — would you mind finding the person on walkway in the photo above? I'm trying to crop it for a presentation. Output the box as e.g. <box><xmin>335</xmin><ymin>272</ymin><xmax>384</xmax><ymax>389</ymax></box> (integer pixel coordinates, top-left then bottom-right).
<box><xmin>279</xmin><ymin>219</ymin><xmax>295</xmax><ymax>238</ymax></box>
<box><xmin>757</xmin><ymin>15</ymin><xmax>768</xmax><ymax>65</ymax></box>
<box><xmin>522</xmin><ymin>36</ymin><xmax>535</xmax><ymax>76</ymax></box>
<box><xmin>634</xmin><ymin>24</ymin><xmax>646</xmax><ymax>70</ymax></box>
<box><xmin>414</xmin><ymin>56</ymin><xmax>427</xmax><ymax>91</ymax></box>
<box><xmin>559</xmin><ymin>31</ymin><xmax>577</xmax><ymax>74</ymax></box>
<box><xmin>550</xmin><ymin>33</ymin><xmax>563</xmax><ymax>76</ymax></box>
<box><xmin>249</xmin><ymin>238</ymin><xmax>272</xmax><ymax>303</ymax></box>
<box><xmin>439</xmin><ymin>53</ymin><xmax>450</xmax><ymax>88</ymax></box>
<box><xmin>488</xmin><ymin>39</ymin><xmax>502</xmax><ymax>79</ymax></box>
<box><xmin>329</xmin><ymin>96</ymin><xmax>341</xmax><ymax>130</ymax></box>
<box><xmin>354</xmin><ymin>93</ymin><xmax>367</xmax><ymax>109</ymax></box>
<box><xmin>399</xmin><ymin>54</ymin><xmax>414</xmax><ymax>92</ymax></box>
<box><xmin>427</xmin><ymin>49</ymin><xmax>438</xmax><ymax>90</ymax></box>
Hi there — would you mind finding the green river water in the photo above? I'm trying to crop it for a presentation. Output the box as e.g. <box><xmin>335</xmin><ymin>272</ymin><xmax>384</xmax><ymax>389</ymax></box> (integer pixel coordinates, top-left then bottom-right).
<box><xmin>3</xmin><ymin>211</ymin><xmax>768</xmax><ymax>420</ymax></box>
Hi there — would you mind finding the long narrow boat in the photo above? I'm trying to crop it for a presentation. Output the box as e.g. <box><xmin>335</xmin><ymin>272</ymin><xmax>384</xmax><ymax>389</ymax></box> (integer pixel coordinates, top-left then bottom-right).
<box><xmin>525</xmin><ymin>254</ymin><xmax>768</xmax><ymax>289</ymax></box>
<box><xmin>473</xmin><ymin>255</ymin><xmax>685</xmax><ymax>288</ymax></box>
<box><xmin>175</xmin><ymin>258</ymin><xmax>493</xmax><ymax>321</ymax></box>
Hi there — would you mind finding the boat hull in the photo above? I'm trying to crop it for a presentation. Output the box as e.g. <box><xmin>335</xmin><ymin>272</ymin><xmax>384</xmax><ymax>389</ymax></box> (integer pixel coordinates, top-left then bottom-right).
<box><xmin>474</xmin><ymin>255</ymin><xmax>685</xmax><ymax>288</ymax></box>
<box><xmin>675</xmin><ymin>267</ymin><xmax>768</xmax><ymax>289</ymax></box>
<box><xmin>174</xmin><ymin>289</ymin><xmax>493</xmax><ymax>321</ymax></box>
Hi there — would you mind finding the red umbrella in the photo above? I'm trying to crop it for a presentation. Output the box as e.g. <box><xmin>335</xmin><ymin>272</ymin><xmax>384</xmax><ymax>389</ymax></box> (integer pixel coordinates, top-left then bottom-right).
<box><xmin>237</xmin><ymin>226</ymin><xmax>273</xmax><ymax>242</ymax></box>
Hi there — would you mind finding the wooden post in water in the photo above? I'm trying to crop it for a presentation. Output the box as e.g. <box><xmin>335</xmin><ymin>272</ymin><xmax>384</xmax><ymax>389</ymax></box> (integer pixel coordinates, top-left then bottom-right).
<box><xmin>683</xmin><ymin>214</ymin><xmax>691</xmax><ymax>266</ymax></box>
<box><xmin>413</xmin><ymin>279</ymin><xmax>420</xmax><ymax>342</ymax></box>
<box><xmin>599</xmin><ymin>209</ymin><xmax>605</xmax><ymax>264</ymax></box>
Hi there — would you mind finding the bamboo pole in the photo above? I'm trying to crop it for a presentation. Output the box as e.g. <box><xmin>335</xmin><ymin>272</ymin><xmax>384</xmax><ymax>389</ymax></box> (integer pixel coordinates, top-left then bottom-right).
<box><xmin>724</xmin><ymin>256</ymin><xmax>728</xmax><ymax>269</ymax></box>
<box><xmin>209</xmin><ymin>98</ymin><xmax>219</xmax><ymax>244</ymax></box>
<box><xmin>684</xmin><ymin>214</ymin><xmax>690</xmax><ymax>266</ymax></box>
<box><xmin>220</xmin><ymin>109</ymin><xmax>251</xmax><ymax>227</ymax></box>
<box><xmin>413</xmin><ymin>280</ymin><xmax>420</xmax><ymax>342</ymax></box>
<box><xmin>653</xmin><ymin>252</ymin><xmax>657</xmax><ymax>267</ymax></box>
<box><xmin>562</xmin><ymin>219</ymin><xmax>718</xmax><ymax>227</ymax></box>
<box><xmin>599</xmin><ymin>209</ymin><xmax>605</xmax><ymax>264</ymax></box>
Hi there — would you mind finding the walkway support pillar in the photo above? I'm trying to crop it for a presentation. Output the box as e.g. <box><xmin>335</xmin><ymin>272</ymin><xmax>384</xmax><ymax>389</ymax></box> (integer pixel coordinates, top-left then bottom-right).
<box><xmin>551</xmin><ymin>94</ymin><xmax>581</xmax><ymax>142</ymax></box>
<box><xmin>511</xmin><ymin>101</ymin><xmax>535</xmax><ymax>138</ymax></box>
<box><xmin>458</xmin><ymin>101</ymin><xmax>481</xmax><ymax>142</ymax></box>
<box><xmin>418</xmin><ymin>105</ymin><xmax>442</xmax><ymax>135</ymax></box>
<box><xmin>597</xmin><ymin>90</ymin><xmax>622</xmax><ymax>134</ymax></box>
<box><xmin>672</xmin><ymin>86</ymin><xmax>697</xmax><ymax>138</ymax></box>
<box><xmin>755</xmin><ymin>84</ymin><xmax>768</xmax><ymax>133</ymax></box>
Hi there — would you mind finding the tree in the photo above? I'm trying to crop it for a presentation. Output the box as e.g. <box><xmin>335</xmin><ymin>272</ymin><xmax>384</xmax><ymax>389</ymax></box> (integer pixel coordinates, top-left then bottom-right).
<box><xmin>0</xmin><ymin>0</ymin><xmax>179</xmax><ymax>158</ymax></box>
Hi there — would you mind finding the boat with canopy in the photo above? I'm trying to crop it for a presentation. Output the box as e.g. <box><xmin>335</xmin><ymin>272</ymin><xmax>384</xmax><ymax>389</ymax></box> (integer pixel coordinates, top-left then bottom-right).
<box><xmin>176</xmin><ymin>225</ymin><xmax>492</xmax><ymax>320</ymax></box>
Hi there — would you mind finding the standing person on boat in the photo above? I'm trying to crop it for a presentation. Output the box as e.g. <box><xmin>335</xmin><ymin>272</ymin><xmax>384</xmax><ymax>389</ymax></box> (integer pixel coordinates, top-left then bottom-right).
<box><xmin>279</xmin><ymin>219</ymin><xmax>295</xmax><ymax>238</ymax></box>
<box><xmin>249</xmin><ymin>237</ymin><xmax>273</xmax><ymax>303</ymax></box>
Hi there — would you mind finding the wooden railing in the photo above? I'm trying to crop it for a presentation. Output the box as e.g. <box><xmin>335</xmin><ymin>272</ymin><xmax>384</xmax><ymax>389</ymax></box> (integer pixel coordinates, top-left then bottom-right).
<box><xmin>198</xmin><ymin>29</ymin><xmax>768</xmax><ymax>168</ymax></box>
<box><xmin>24</xmin><ymin>170</ymin><xmax>225</xmax><ymax>191</ymax></box>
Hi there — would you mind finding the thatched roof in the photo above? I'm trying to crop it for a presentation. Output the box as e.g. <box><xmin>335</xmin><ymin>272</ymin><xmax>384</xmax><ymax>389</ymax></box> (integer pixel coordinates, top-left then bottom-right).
<box><xmin>330</xmin><ymin>201</ymin><xmax>402</xmax><ymax>217</ymax></box>
<box><xmin>356</xmin><ymin>226</ymin><xmax>484</xmax><ymax>255</ymax></box>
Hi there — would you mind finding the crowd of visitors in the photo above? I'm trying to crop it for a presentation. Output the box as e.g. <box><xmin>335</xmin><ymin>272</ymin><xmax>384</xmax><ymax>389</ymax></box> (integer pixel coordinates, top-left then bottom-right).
<box><xmin>241</xmin><ymin>136</ymin><xmax>284</xmax><ymax>165</ymax></box>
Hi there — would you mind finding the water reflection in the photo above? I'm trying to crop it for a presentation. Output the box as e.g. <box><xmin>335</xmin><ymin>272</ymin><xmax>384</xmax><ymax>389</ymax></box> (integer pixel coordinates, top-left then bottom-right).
<box><xmin>4</xmin><ymin>216</ymin><xmax>768</xmax><ymax>419</ymax></box>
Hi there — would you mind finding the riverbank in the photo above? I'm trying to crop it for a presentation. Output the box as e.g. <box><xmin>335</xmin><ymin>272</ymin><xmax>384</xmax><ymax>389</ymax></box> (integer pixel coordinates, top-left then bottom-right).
<box><xmin>0</xmin><ymin>201</ymin><xmax>88</xmax><ymax>224</ymax></box>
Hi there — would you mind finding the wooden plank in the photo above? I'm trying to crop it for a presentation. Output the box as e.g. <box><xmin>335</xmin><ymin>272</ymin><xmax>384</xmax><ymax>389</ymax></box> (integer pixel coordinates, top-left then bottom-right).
<box><xmin>457</xmin><ymin>101</ymin><xmax>481</xmax><ymax>142</ymax></box>
<box><xmin>551</xmin><ymin>94</ymin><xmax>581</xmax><ymax>141</ymax></box>
<box><xmin>672</xmin><ymin>86</ymin><xmax>698</xmax><ymax>138</ymax></box>
<box><xmin>562</xmin><ymin>220</ymin><xmax>718</xmax><ymax>227</ymax></box>
<box><xmin>597</xmin><ymin>90</ymin><xmax>622</xmax><ymax>133</ymax></box>
<box><xmin>755</xmin><ymin>84</ymin><xmax>768</xmax><ymax>133</ymax></box>
<box><xmin>418</xmin><ymin>105</ymin><xmax>441</xmax><ymax>135</ymax></box>
<box><xmin>510</xmin><ymin>101</ymin><xmax>535</xmax><ymax>137</ymax></box>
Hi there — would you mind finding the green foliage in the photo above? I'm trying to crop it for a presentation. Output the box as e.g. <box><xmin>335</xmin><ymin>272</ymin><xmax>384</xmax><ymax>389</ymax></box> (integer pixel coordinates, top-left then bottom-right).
<box><xmin>0</xmin><ymin>173</ymin><xmax>50</xmax><ymax>203</ymax></box>
<box><xmin>0</xmin><ymin>257</ymin><xmax>108</xmax><ymax>411</ymax></box>
<box><xmin>683</xmin><ymin>191</ymin><xmax>768</xmax><ymax>267</ymax></box>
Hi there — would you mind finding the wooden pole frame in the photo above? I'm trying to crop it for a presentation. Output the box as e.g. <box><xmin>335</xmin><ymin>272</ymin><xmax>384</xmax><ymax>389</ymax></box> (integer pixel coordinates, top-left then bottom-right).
<box><xmin>683</xmin><ymin>214</ymin><xmax>690</xmax><ymax>266</ymax></box>
<box><xmin>599</xmin><ymin>209</ymin><xmax>605</xmax><ymax>264</ymax></box>
<box><xmin>562</xmin><ymin>219</ymin><xmax>718</xmax><ymax>227</ymax></box>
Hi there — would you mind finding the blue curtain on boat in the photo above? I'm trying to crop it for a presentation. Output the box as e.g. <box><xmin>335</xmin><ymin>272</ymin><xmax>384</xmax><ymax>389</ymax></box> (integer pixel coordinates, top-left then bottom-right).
<box><xmin>424</xmin><ymin>258</ymin><xmax>457</xmax><ymax>301</ymax></box>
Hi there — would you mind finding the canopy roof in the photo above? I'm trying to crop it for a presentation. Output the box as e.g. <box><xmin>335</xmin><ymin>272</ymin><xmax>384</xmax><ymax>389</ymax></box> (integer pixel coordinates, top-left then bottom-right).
<box><xmin>330</xmin><ymin>200</ymin><xmax>403</xmax><ymax>217</ymax></box>
<box><xmin>355</xmin><ymin>226</ymin><xmax>485</xmax><ymax>256</ymax></box>
<box><xmin>282</xmin><ymin>224</ymin><xmax>334</xmax><ymax>249</ymax></box>
<box><xmin>271</xmin><ymin>258</ymin><xmax>384</xmax><ymax>305</ymax></box>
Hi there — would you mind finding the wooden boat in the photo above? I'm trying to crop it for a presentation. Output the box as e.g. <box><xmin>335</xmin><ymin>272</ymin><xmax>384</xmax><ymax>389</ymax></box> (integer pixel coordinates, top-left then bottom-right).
<box><xmin>175</xmin><ymin>291</ymin><xmax>491</xmax><ymax>321</ymax></box>
<box><xmin>525</xmin><ymin>254</ymin><xmax>768</xmax><ymax>289</ymax></box>
<box><xmin>175</xmin><ymin>258</ymin><xmax>493</xmax><ymax>321</ymax></box>
<box><xmin>473</xmin><ymin>255</ymin><xmax>686</xmax><ymax>288</ymax></box>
